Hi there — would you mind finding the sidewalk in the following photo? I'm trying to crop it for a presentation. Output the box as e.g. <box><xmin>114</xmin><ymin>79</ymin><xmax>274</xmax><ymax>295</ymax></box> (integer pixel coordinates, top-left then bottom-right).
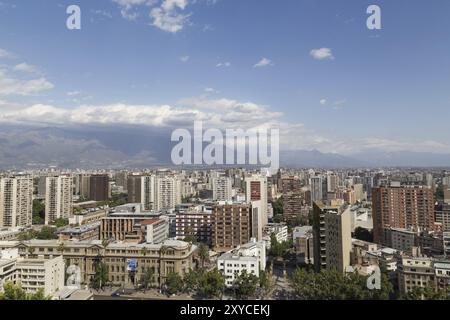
<box><xmin>93</xmin><ymin>287</ymin><xmax>194</xmax><ymax>300</ymax></box>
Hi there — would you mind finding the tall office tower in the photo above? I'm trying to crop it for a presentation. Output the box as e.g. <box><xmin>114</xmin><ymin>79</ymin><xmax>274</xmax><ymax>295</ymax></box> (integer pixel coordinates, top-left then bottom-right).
<box><xmin>89</xmin><ymin>174</ymin><xmax>110</xmax><ymax>201</ymax></box>
<box><xmin>212</xmin><ymin>203</ymin><xmax>252</xmax><ymax>251</ymax></box>
<box><xmin>115</xmin><ymin>171</ymin><xmax>129</xmax><ymax>192</ymax></box>
<box><xmin>141</xmin><ymin>175</ymin><xmax>155</xmax><ymax>210</ymax></box>
<box><xmin>127</xmin><ymin>174</ymin><xmax>142</xmax><ymax>203</ymax></box>
<box><xmin>45</xmin><ymin>176</ymin><xmax>73</xmax><ymax>225</ymax></box>
<box><xmin>155</xmin><ymin>177</ymin><xmax>181</xmax><ymax>211</ymax></box>
<box><xmin>282</xmin><ymin>176</ymin><xmax>304</xmax><ymax>220</ymax></box>
<box><xmin>0</xmin><ymin>176</ymin><xmax>33</xmax><ymax>228</ymax></box>
<box><xmin>372</xmin><ymin>185</ymin><xmax>435</xmax><ymax>244</ymax></box>
<box><xmin>79</xmin><ymin>174</ymin><xmax>91</xmax><ymax>200</ymax></box>
<box><xmin>310</xmin><ymin>176</ymin><xmax>323</xmax><ymax>205</ymax></box>
<box><xmin>327</xmin><ymin>174</ymin><xmax>338</xmax><ymax>193</ymax></box>
<box><xmin>212</xmin><ymin>176</ymin><xmax>232</xmax><ymax>201</ymax></box>
<box><xmin>312</xmin><ymin>201</ymin><xmax>351</xmax><ymax>273</ymax></box>
<box><xmin>245</xmin><ymin>175</ymin><xmax>268</xmax><ymax>239</ymax></box>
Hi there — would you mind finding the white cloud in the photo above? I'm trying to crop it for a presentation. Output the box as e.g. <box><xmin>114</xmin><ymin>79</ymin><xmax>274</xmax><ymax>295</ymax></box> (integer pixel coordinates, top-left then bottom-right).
<box><xmin>112</xmin><ymin>0</ymin><xmax>158</xmax><ymax>20</ymax></box>
<box><xmin>66</xmin><ymin>91</ymin><xmax>82</xmax><ymax>96</ymax></box>
<box><xmin>216</xmin><ymin>62</ymin><xmax>231</xmax><ymax>67</ymax></box>
<box><xmin>13</xmin><ymin>63</ymin><xmax>39</xmax><ymax>74</ymax></box>
<box><xmin>254</xmin><ymin>57</ymin><xmax>273</xmax><ymax>68</ymax></box>
<box><xmin>0</xmin><ymin>48</ymin><xmax>14</xmax><ymax>59</ymax></box>
<box><xmin>0</xmin><ymin>70</ymin><xmax>54</xmax><ymax>96</ymax></box>
<box><xmin>310</xmin><ymin>48</ymin><xmax>334</xmax><ymax>60</ymax></box>
<box><xmin>180</xmin><ymin>55</ymin><xmax>190</xmax><ymax>62</ymax></box>
<box><xmin>150</xmin><ymin>0</ymin><xmax>191</xmax><ymax>33</ymax></box>
<box><xmin>320</xmin><ymin>99</ymin><xmax>327</xmax><ymax>105</ymax></box>
<box><xmin>204</xmin><ymin>87</ymin><xmax>218</xmax><ymax>93</ymax></box>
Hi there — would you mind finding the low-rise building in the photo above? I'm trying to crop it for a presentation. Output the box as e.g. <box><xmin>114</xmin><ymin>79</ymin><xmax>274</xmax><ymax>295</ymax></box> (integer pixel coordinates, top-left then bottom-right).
<box><xmin>57</xmin><ymin>222</ymin><xmax>100</xmax><ymax>241</ymax></box>
<box><xmin>293</xmin><ymin>226</ymin><xmax>314</xmax><ymax>265</ymax></box>
<box><xmin>217</xmin><ymin>239</ymin><xmax>266</xmax><ymax>287</ymax></box>
<box><xmin>0</xmin><ymin>239</ymin><xmax>196</xmax><ymax>287</ymax></box>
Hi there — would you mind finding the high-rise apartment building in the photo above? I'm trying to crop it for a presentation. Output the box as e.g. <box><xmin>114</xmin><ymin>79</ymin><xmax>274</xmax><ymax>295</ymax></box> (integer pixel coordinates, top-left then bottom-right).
<box><xmin>282</xmin><ymin>176</ymin><xmax>304</xmax><ymax>220</ymax></box>
<box><xmin>245</xmin><ymin>175</ymin><xmax>268</xmax><ymax>241</ymax></box>
<box><xmin>89</xmin><ymin>174</ymin><xmax>109</xmax><ymax>201</ymax></box>
<box><xmin>313</xmin><ymin>201</ymin><xmax>351</xmax><ymax>273</ymax></box>
<box><xmin>0</xmin><ymin>176</ymin><xmax>33</xmax><ymax>228</ymax></box>
<box><xmin>45</xmin><ymin>176</ymin><xmax>73</xmax><ymax>225</ymax></box>
<box><xmin>310</xmin><ymin>176</ymin><xmax>323</xmax><ymax>205</ymax></box>
<box><xmin>372</xmin><ymin>185</ymin><xmax>435</xmax><ymax>244</ymax></box>
<box><xmin>212</xmin><ymin>177</ymin><xmax>232</xmax><ymax>201</ymax></box>
<box><xmin>155</xmin><ymin>176</ymin><xmax>182</xmax><ymax>211</ymax></box>
<box><xmin>212</xmin><ymin>203</ymin><xmax>252</xmax><ymax>251</ymax></box>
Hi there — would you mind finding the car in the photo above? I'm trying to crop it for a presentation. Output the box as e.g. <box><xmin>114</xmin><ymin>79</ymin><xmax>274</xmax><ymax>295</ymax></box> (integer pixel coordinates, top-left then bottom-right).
<box><xmin>111</xmin><ymin>292</ymin><xmax>121</xmax><ymax>297</ymax></box>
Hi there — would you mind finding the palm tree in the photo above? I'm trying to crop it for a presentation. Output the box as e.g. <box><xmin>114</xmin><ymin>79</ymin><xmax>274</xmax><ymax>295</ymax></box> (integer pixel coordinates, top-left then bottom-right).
<box><xmin>141</xmin><ymin>247</ymin><xmax>149</xmax><ymax>257</ymax></box>
<box><xmin>159</xmin><ymin>245</ymin><xmax>168</xmax><ymax>289</ymax></box>
<box><xmin>57</xmin><ymin>242</ymin><xmax>65</xmax><ymax>255</ymax></box>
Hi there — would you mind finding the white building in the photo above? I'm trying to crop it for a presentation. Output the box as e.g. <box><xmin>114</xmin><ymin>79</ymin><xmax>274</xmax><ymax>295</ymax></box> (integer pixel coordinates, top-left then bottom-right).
<box><xmin>0</xmin><ymin>248</ymin><xmax>65</xmax><ymax>296</ymax></box>
<box><xmin>263</xmin><ymin>223</ymin><xmax>288</xmax><ymax>244</ymax></box>
<box><xmin>0</xmin><ymin>176</ymin><xmax>33</xmax><ymax>228</ymax></box>
<box><xmin>155</xmin><ymin>177</ymin><xmax>182</xmax><ymax>211</ymax></box>
<box><xmin>217</xmin><ymin>238</ymin><xmax>266</xmax><ymax>287</ymax></box>
<box><xmin>212</xmin><ymin>177</ymin><xmax>232</xmax><ymax>201</ymax></box>
<box><xmin>45</xmin><ymin>175</ymin><xmax>73</xmax><ymax>225</ymax></box>
<box><xmin>141</xmin><ymin>218</ymin><xmax>169</xmax><ymax>244</ymax></box>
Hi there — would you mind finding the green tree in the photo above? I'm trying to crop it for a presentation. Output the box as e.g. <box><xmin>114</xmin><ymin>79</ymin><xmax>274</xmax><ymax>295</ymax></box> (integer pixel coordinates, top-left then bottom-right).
<box><xmin>91</xmin><ymin>262</ymin><xmax>109</xmax><ymax>290</ymax></box>
<box><xmin>52</xmin><ymin>218</ymin><xmax>69</xmax><ymax>228</ymax></box>
<box><xmin>197</xmin><ymin>268</ymin><xmax>225</xmax><ymax>299</ymax></box>
<box><xmin>290</xmin><ymin>268</ymin><xmax>393</xmax><ymax>300</ymax></box>
<box><xmin>37</xmin><ymin>226</ymin><xmax>58</xmax><ymax>240</ymax></box>
<box><xmin>165</xmin><ymin>272</ymin><xmax>184</xmax><ymax>295</ymax></box>
<box><xmin>234</xmin><ymin>270</ymin><xmax>259</xmax><ymax>299</ymax></box>
<box><xmin>259</xmin><ymin>270</ymin><xmax>275</xmax><ymax>298</ymax></box>
<box><xmin>353</xmin><ymin>227</ymin><xmax>373</xmax><ymax>242</ymax></box>
<box><xmin>403</xmin><ymin>283</ymin><xmax>449</xmax><ymax>300</ymax></box>
<box><xmin>198</xmin><ymin>243</ymin><xmax>209</xmax><ymax>268</ymax></box>
<box><xmin>140</xmin><ymin>267</ymin><xmax>155</xmax><ymax>293</ymax></box>
<box><xmin>32</xmin><ymin>199</ymin><xmax>45</xmax><ymax>225</ymax></box>
<box><xmin>0</xmin><ymin>282</ymin><xmax>51</xmax><ymax>300</ymax></box>
<box><xmin>183</xmin><ymin>269</ymin><xmax>201</xmax><ymax>294</ymax></box>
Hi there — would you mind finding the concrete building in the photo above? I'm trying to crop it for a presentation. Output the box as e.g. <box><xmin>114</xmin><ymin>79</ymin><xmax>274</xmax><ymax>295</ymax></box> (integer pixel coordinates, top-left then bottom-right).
<box><xmin>0</xmin><ymin>176</ymin><xmax>33</xmax><ymax>228</ymax></box>
<box><xmin>217</xmin><ymin>239</ymin><xmax>266</xmax><ymax>287</ymax></box>
<box><xmin>155</xmin><ymin>176</ymin><xmax>182</xmax><ymax>211</ymax></box>
<box><xmin>57</xmin><ymin>222</ymin><xmax>101</xmax><ymax>241</ymax></box>
<box><xmin>281</xmin><ymin>176</ymin><xmax>305</xmax><ymax>221</ymax></box>
<box><xmin>372</xmin><ymin>185</ymin><xmax>435</xmax><ymax>245</ymax></box>
<box><xmin>313</xmin><ymin>201</ymin><xmax>351</xmax><ymax>273</ymax></box>
<box><xmin>245</xmin><ymin>175</ymin><xmax>268</xmax><ymax>241</ymax></box>
<box><xmin>0</xmin><ymin>239</ymin><xmax>196</xmax><ymax>287</ymax></box>
<box><xmin>310</xmin><ymin>176</ymin><xmax>323</xmax><ymax>204</ymax></box>
<box><xmin>176</xmin><ymin>207</ymin><xmax>213</xmax><ymax>245</ymax></box>
<box><xmin>45</xmin><ymin>175</ymin><xmax>73</xmax><ymax>225</ymax></box>
<box><xmin>325</xmin><ymin>206</ymin><xmax>352</xmax><ymax>273</ymax></box>
<box><xmin>89</xmin><ymin>174</ymin><xmax>110</xmax><ymax>201</ymax></box>
<box><xmin>263</xmin><ymin>223</ymin><xmax>288</xmax><ymax>244</ymax></box>
<box><xmin>212</xmin><ymin>203</ymin><xmax>252</xmax><ymax>252</ymax></box>
<box><xmin>212</xmin><ymin>176</ymin><xmax>232</xmax><ymax>201</ymax></box>
<box><xmin>0</xmin><ymin>248</ymin><xmax>64</xmax><ymax>296</ymax></box>
<box><xmin>140</xmin><ymin>218</ymin><xmax>169</xmax><ymax>244</ymax></box>
<box><xmin>293</xmin><ymin>226</ymin><xmax>314</xmax><ymax>265</ymax></box>
<box><xmin>397</xmin><ymin>253</ymin><xmax>434</xmax><ymax>295</ymax></box>
<box><xmin>435</xmin><ymin>202</ymin><xmax>450</xmax><ymax>232</ymax></box>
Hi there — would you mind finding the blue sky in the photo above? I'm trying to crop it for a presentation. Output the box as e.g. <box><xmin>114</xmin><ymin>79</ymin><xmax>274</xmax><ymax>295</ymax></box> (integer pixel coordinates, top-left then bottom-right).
<box><xmin>0</xmin><ymin>0</ymin><xmax>450</xmax><ymax>155</ymax></box>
